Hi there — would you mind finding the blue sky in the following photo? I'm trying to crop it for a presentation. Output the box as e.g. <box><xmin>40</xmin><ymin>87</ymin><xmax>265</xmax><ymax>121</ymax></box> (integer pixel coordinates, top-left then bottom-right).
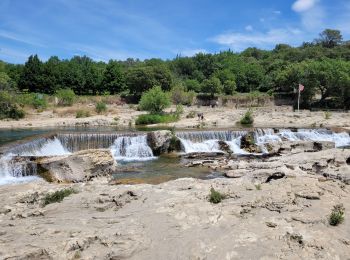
<box><xmin>0</xmin><ymin>0</ymin><xmax>349</xmax><ymax>63</ymax></box>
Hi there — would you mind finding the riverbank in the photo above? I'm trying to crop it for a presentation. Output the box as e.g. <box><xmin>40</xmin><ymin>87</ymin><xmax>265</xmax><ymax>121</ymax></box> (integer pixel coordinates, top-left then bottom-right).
<box><xmin>1</xmin><ymin>105</ymin><xmax>350</xmax><ymax>130</ymax></box>
<box><xmin>0</xmin><ymin>165</ymin><xmax>349</xmax><ymax>259</ymax></box>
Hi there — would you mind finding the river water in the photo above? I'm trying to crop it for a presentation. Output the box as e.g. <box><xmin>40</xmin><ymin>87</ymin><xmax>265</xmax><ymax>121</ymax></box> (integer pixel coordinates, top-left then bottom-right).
<box><xmin>0</xmin><ymin>127</ymin><xmax>349</xmax><ymax>185</ymax></box>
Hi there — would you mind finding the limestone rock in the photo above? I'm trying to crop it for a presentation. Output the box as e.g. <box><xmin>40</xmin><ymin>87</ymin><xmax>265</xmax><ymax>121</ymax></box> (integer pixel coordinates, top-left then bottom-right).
<box><xmin>146</xmin><ymin>130</ymin><xmax>172</xmax><ymax>155</ymax></box>
<box><xmin>37</xmin><ymin>149</ymin><xmax>116</xmax><ymax>183</ymax></box>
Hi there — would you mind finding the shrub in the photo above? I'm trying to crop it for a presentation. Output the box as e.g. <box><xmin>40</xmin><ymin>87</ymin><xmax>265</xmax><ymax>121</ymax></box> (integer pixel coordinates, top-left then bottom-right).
<box><xmin>0</xmin><ymin>91</ymin><xmax>25</xmax><ymax>120</ymax></box>
<box><xmin>95</xmin><ymin>101</ymin><xmax>107</xmax><ymax>114</ymax></box>
<box><xmin>255</xmin><ymin>184</ymin><xmax>262</xmax><ymax>190</ymax></box>
<box><xmin>170</xmin><ymin>85</ymin><xmax>195</xmax><ymax>105</ymax></box>
<box><xmin>175</xmin><ymin>104</ymin><xmax>184</xmax><ymax>118</ymax></box>
<box><xmin>240</xmin><ymin>110</ymin><xmax>254</xmax><ymax>125</ymax></box>
<box><xmin>329</xmin><ymin>204</ymin><xmax>345</xmax><ymax>226</ymax></box>
<box><xmin>43</xmin><ymin>188</ymin><xmax>77</xmax><ymax>206</ymax></box>
<box><xmin>56</xmin><ymin>88</ymin><xmax>76</xmax><ymax>106</ymax></box>
<box><xmin>32</xmin><ymin>94</ymin><xmax>47</xmax><ymax>110</ymax></box>
<box><xmin>135</xmin><ymin>113</ymin><xmax>178</xmax><ymax>125</ymax></box>
<box><xmin>208</xmin><ymin>187</ymin><xmax>225</xmax><ymax>204</ymax></box>
<box><xmin>186</xmin><ymin>111</ymin><xmax>196</xmax><ymax>118</ymax></box>
<box><xmin>139</xmin><ymin>86</ymin><xmax>171</xmax><ymax>114</ymax></box>
<box><xmin>76</xmin><ymin>110</ymin><xmax>90</xmax><ymax>118</ymax></box>
<box><xmin>324</xmin><ymin>111</ymin><xmax>332</xmax><ymax>119</ymax></box>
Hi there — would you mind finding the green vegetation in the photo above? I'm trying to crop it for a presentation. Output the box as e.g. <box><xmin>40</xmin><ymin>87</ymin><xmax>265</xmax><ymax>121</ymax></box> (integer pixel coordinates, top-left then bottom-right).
<box><xmin>170</xmin><ymin>85</ymin><xmax>195</xmax><ymax>105</ymax></box>
<box><xmin>0</xmin><ymin>91</ymin><xmax>25</xmax><ymax>120</ymax></box>
<box><xmin>76</xmin><ymin>110</ymin><xmax>90</xmax><ymax>118</ymax></box>
<box><xmin>329</xmin><ymin>204</ymin><xmax>345</xmax><ymax>226</ymax></box>
<box><xmin>95</xmin><ymin>101</ymin><xmax>107</xmax><ymax>114</ymax></box>
<box><xmin>255</xmin><ymin>184</ymin><xmax>262</xmax><ymax>190</ymax></box>
<box><xmin>135</xmin><ymin>113</ymin><xmax>178</xmax><ymax>125</ymax></box>
<box><xmin>324</xmin><ymin>111</ymin><xmax>332</xmax><ymax>119</ymax></box>
<box><xmin>56</xmin><ymin>88</ymin><xmax>76</xmax><ymax>106</ymax></box>
<box><xmin>42</xmin><ymin>188</ymin><xmax>77</xmax><ymax>206</ymax></box>
<box><xmin>0</xmin><ymin>29</ymin><xmax>349</xmax><ymax>110</ymax></box>
<box><xmin>208</xmin><ymin>187</ymin><xmax>226</xmax><ymax>204</ymax></box>
<box><xmin>138</xmin><ymin>86</ymin><xmax>171</xmax><ymax>113</ymax></box>
<box><xmin>240</xmin><ymin>110</ymin><xmax>254</xmax><ymax>125</ymax></box>
<box><xmin>186</xmin><ymin>111</ymin><xmax>196</xmax><ymax>118</ymax></box>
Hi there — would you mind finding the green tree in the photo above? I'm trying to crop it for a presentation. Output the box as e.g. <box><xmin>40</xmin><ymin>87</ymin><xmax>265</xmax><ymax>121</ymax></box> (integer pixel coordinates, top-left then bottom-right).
<box><xmin>126</xmin><ymin>66</ymin><xmax>156</xmax><ymax>97</ymax></box>
<box><xmin>138</xmin><ymin>86</ymin><xmax>171</xmax><ymax>113</ymax></box>
<box><xmin>184</xmin><ymin>79</ymin><xmax>201</xmax><ymax>92</ymax></box>
<box><xmin>19</xmin><ymin>55</ymin><xmax>44</xmax><ymax>92</ymax></box>
<box><xmin>102</xmin><ymin>60</ymin><xmax>125</xmax><ymax>94</ymax></box>
<box><xmin>0</xmin><ymin>72</ymin><xmax>12</xmax><ymax>91</ymax></box>
<box><xmin>316</xmin><ymin>29</ymin><xmax>343</xmax><ymax>48</ymax></box>
<box><xmin>201</xmin><ymin>77</ymin><xmax>223</xmax><ymax>97</ymax></box>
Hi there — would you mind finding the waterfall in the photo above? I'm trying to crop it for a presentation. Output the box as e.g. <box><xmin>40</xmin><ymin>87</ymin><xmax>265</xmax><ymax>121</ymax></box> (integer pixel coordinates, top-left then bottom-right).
<box><xmin>176</xmin><ymin>130</ymin><xmax>248</xmax><ymax>154</ymax></box>
<box><xmin>0</xmin><ymin>154</ymin><xmax>39</xmax><ymax>185</ymax></box>
<box><xmin>111</xmin><ymin>135</ymin><xmax>155</xmax><ymax>161</ymax></box>
<box><xmin>57</xmin><ymin>133</ymin><xmax>122</xmax><ymax>152</ymax></box>
<box><xmin>279</xmin><ymin>129</ymin><xmax>350</xmax><ymax>148</ymax></box>
<box><xmin>7</xmin><ymin>137</ymin><xmax>71</xmax><ymax>156</ymax></box>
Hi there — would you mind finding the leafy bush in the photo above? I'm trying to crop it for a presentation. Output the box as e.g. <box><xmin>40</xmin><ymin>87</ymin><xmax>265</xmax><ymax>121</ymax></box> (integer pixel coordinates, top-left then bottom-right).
<box><xmin>329</xmin><ymin>204</ymin><xmax>345</xmax><ymax>226</ymax></box>
<box><xmin>175</xmin><ymin>104</ymin><xmax>184</xmax><ymax>118</ymax></box>
<box><xmin>324</xmin><ymin>111</ymin><xmax>332</xmax><ymax>119</ymax></box>
<box><xmin>139</xmin><ymin>86</ymin><xmax>171</xmax><ymax>113</ymax></box>
<box><xmin>0</xmin><ymin>91</ymin><xmax>25</xmax><ymax>120</ymax></box>
<box><xmin>208</xmin><ymin>187</ymin><xmax>226</xmax><ymax>204</ymax></box>
<box><xmin>240</xmin><ymin>110</ymin><xmax>254</xmax><ymax>125</ymax></box>
<box><xmin>32</xmin><ymin>94</ymin><xmax>47</xmax><ymax>110</ymax></box>
<box><xmin>170</xmin><ymin>85</ymin><xmax>195</xmax><ymax>105</ymax></box>
<box><xmin>56</xmin><ymin>88</ymin><xmax>76</xmax><ymax>106</ymax></box>
<box><xmin>43</xmin><ymin>188</ymin><xmax>77</xmax><ymax>206</ymax></box>
<box><xmin>95</xmin><ymin>101</ymin><xmax>107</xmax><ymax>114</ymax></box>
<box><xmin>186</xmin><ymin>111</ymin><xmax>196</xmax><ymax>118</ymax></box>
<box><xmin>76</xmin><ymin>110</ymin><xmax>90</xmax><ymax>118</ymax></box>
<box><xmin>135</xmin><ymin>113</ymin><xmax>178</xmax><ymax>125</ymax></box>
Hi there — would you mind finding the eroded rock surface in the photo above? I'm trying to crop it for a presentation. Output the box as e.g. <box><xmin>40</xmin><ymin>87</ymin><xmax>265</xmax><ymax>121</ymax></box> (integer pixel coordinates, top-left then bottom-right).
<box><xmin>37</xmin><ymin>149</ymin><xmax>116</xmax><ymax>183</ymax></box>
<box><xmin>0</xmin><ymin>174</ymin><xmax>350</xmax><ymax>259</ymax></box>
<box><xmin>146</xmin><ymin>130</ymin><xmax>172</xmax><ymax>155</ymax></box>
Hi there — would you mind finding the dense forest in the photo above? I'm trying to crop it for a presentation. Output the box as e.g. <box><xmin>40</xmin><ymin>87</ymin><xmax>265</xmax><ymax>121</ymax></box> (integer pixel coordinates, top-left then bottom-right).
<box><xmin>1</xmin><ymin>29</ymin><xmax>350</xmax><ymax>109</ymax></box>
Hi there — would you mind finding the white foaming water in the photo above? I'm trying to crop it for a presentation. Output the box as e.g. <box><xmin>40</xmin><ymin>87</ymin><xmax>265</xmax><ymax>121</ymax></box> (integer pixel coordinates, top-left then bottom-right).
<box><xmin>19</xmin><ymin>137</ymin><xmax>71</xmax><ymax>156</ymax></box>
<box><xmin>179</xmin><ymin>138</ymin><xmax>222</xmax><ymax>153</ymax></box>
<box><xmin>0</xmin><ymin>154</ymin><xmax>39</xmax><ymax>185</ymax></box>
<box><xmin>0</xmin><ymin>137</ymin><xmax>70</xmax><ymax>185</ymax></box>
<box><xmin>226</xmin><ymin>137</ymin><xmax>248</xmax><ymax>154</ymax></box>
<box><xmin>177</xmin><ymin>130</ymin><xmax>249</xmax><ymax>154</ymax></box>
<box><xmin>279</xmin><ymin>129</ymin><xmax>350</xmax><ymax>148</ymax></box>
<box><xmin>111</xmin><ymin>135</ymin><xmax>155</xmax><ymax>162</ymax></box>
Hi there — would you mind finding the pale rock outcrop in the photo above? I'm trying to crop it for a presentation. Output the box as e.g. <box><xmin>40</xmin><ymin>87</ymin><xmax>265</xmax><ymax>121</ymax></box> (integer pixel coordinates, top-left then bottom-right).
<box><xmin>37</xmin><ymin>149</ymin><xmax>116</xmax><ymax>183</ymax></box>
<box><xmin>146</xmin><ymin>130</ymin><xmax>173</xmax><ymax>155</ymax></box>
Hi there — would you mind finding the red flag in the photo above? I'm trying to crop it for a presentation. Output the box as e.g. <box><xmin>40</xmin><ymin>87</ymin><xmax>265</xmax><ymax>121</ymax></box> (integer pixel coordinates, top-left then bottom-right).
<box><xmin>299</xmin><ymin>84</ymin><xmax>305</xmax><ymax>92</ymax></box>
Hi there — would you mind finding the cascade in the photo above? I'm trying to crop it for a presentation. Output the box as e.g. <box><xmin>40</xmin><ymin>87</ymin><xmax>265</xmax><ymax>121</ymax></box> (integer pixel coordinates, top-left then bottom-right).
<box><xmin>57</xmin><ymin>133</ymin><xmax>122</xmax><ymax>152</ymax></box>
<box><xmin>111</xmin><ymin>135</ymin><xmax>155</xmax><ymax>161</ymax></box>
<box><xmin>278</xmin><ymin>129</ymin><xmax>350</xmax><ymax>148</ymax></box>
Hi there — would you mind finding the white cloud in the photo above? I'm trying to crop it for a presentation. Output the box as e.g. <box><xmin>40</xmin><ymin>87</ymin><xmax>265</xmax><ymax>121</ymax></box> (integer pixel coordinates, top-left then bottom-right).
<box><xmin>245</xmin><ymin>25</ymin><xmax>253</xmax><ymax>31</ymax></box>
<box><xmin>211</xmin><ymin>28</ymin><xmax>305</xmax><ymax>51</ymax></box>
<box><xmin>292</xmin><ymin>0</ymin><xmax>318</xmax><ymax>13</ymax></box>
<box><xmin>179</xmin><ymin>49</ymin><xmax>207</xmax><ymax>57</ymax></box>
<box><xmin>273</xmin><ymin>10</ymin><xmax>281</xmax><ymax>15</ymax></box>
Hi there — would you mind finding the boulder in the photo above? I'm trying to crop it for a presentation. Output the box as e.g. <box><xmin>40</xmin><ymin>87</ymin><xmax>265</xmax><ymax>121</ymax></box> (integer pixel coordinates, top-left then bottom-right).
<box><xmin>241</xmin><ymin>132</ymin><xmax>262</xmax><ymax>153</ymax></box>
<box><xmin>36</xmin><ymin>149</ymin><xmax>116</xmax><ymax>183</ymax></box>
<box><xmin>146</xmin><ymin>130</ymin><xmax>173</xmax><ymax>155</ymax></box>
<box><xmin>267</xmin><ymin>141</ymin><xmax>335</xmax><ymax>155</ymax></box>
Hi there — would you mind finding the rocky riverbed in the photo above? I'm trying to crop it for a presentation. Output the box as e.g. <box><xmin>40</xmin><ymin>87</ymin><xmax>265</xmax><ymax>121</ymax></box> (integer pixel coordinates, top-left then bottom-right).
<box><xmin>0</xmin><ymin>139</ymin><xmax>349</xmax><ymax>259</ymax></box>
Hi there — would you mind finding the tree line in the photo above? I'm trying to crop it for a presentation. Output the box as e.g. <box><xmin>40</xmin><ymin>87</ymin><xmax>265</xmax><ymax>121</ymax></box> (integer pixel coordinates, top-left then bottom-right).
<box><xmin>0</xmin><ymin>29</ymin><xmax>349</xmax><ymax>109</ymax></box>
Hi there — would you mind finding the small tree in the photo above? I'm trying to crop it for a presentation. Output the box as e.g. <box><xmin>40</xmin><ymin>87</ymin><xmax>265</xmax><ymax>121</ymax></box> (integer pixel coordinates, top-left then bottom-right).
<box><xmin>138</xmin><ymin>86</ymin><xmax>171</xmax><ymax>114</ymax></box>
<box><xmin>55</xmin><ymin>88</ymin><xmax>76</xmax><ymax>106</ymax></box>
<box><xmin>240</xmin><ymin>110</ymin><xmax>254</xmax><ymax>125</ymax></box>
<box><xmin>201</xmin><ymin>77</ymin><xmax>223</xmax><ymax>97</ymax></box>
